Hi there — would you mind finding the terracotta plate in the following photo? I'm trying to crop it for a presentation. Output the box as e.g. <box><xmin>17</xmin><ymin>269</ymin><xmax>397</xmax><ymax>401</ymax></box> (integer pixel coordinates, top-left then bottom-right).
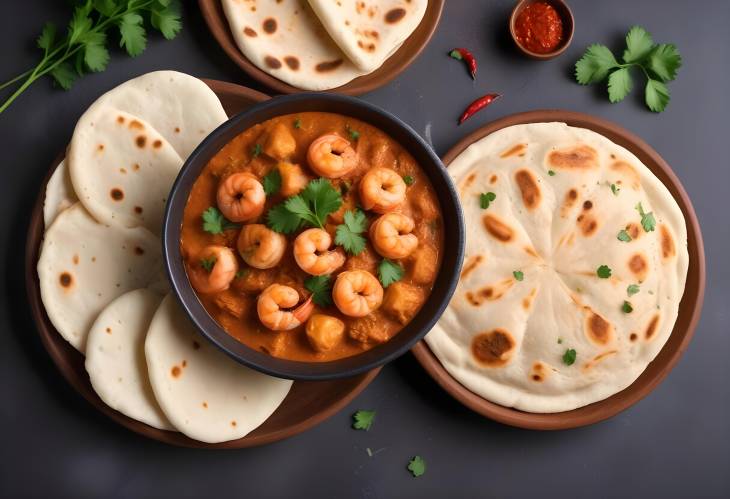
<box><xmin>25</xmin><ymin>79</ymin><xmax>379</xmax><ymax>448</ymax></box>
<box><xmin>411</xmin><ymin>110</ymin><xmax>705</xmax><ymax>430</ymax></box>
<box><xmin>199</xmin><ymin>0</ymin><xmax>444</xmax><ymax>95</ymax></box>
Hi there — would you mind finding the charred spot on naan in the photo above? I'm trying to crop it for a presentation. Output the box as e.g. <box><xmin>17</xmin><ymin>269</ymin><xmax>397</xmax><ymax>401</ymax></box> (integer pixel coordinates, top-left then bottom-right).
<box><xmin>514</xmin><ymin>169</ymin><xmax>541</xmax><ymax>210</ymax></box>
<box><xmin>110</xmin><ymin>188</ymin><xmax>124</xmax><ymax>201</ymax></box>
<box><xmin>385</xmin><ymin>7</ymin><xmax>406</xmax><ymax>24</ymax></box>
<box><xmin>284</xmin><ymin>56</ymin><xmax>300</xmax><ymax>70</ymax></box>
<box><xmin>243</xmin><ymin>26</ymin><xmax>257</xmax><ymax>37</ymax></box>
<box><xmin>465</xmin><ymin>279</ymin><xmax>514</xmax><ymax>306</ymax></box>
<box><xmin>471</xmin><ymin>329</ymin><xmax>516</xmax><ymax>367</ymax></box>
<box><xmin>316</xmin><ymin>59</ymin><xmax>344</xmax><ymax>72</ymax></box>
<box><xmin>522</xmin><ymin>288</ymin><xmax>538</xmax><ymax>310</ymax></box>
<box><xmin>626</xmin><ymin>222</ymin><xmax>641</xmax><ymax>240</ymax></box>
<box><xmin>460</xmin><ymin>254</ymin><xmax>484</xmax><ymax>279</ymax></box>
<box><xmin>135</xmin><ymin>135</ymin><xmax>147</xmax><ymax>148</ymax></box>
<box><xmin>530</xmin><ymin>362</ymin><xmax>549</xmax><ymax>382</ymax></box>
<box><xmin>576</xmin><ymin>212</ymin><xmax>598</xmax><ymax>237</ymax></box>
<box><xmin>645</xmin><ymin>314</ymin><xmax>661</xmax><ymax>341</ymax></box>
<box><xmin>482</xmin><ymin>214</ymin><xmax>514</xmax><ymax>242</ymax></box>
<box><xmin>489</xmin><ymin>174</ymin><xmax>498</xmax><ymax>184</ymax></box>
<box><xmin>547</xmin><ymin>145</ymin><xmax>599</xmax><ymax>170</ymax></box>
<box><xmin>659</xmin><ymin>224</ymin><xmax>676</xmax><ymax>260</ymax></box>
<box><xmin>262</xmin><ymin>18</ymin><xmax>277</xmax><ymax>34</ymax></box>
<box><xmin>59</xmin><ymin>271</ymin><xmax>74</xmax><ymax>290</ymax></box>
<box><xmin>128</xmin><ymin>119</ymin><xmax>144</xmax><ymax>131</ymax></box>
<box><xmin>500</xmin><ymin>143</ymin><xmax>527</xmax><ymax>158</ymax></box>
<box><xmin>584</xmin><ymin>308</ymin><xmax>613</xmax><ymax>345</ymax></box>
<box><xmin>265</xmin><ymin>56</ymin><xmax>282</xmax><ymax>69</ymax></box>
<box><xmin>610</xmin><ymin>161</ymin><xmax>641</xmax><ymax>190</ymax></box>
<box><xmin>628</xmin><ymin>253</ymin><xmax>649</xmax><ymax>281</ymax></box>
<box><xmin>560</xmin><ymin>188</ymin><xmax>579</xmax><ymax>217</ymax></box>
<box><xmin>582</xmin><ymin>350</ymin><xmax>618</xmax><ymax>372</ymax></box>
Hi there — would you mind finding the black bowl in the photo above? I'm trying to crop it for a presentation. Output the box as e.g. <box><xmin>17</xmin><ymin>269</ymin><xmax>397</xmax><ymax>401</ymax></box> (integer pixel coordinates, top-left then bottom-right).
<box><xmin>163</xmin><ymin>93</ymin><xmax>465</xmax><ymax>380</ymax></box>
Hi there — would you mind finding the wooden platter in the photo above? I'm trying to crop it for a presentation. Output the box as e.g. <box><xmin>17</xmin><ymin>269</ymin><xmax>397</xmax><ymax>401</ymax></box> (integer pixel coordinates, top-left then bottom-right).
<box><xmin>411</xmin><ymin>110</ymin><xmax>705</xmax><ymax>430</ymax></box>
<box><xmin>25</xmin><ymin>79</ymin><xmax>380</xmax><ymax>448</ymax></box>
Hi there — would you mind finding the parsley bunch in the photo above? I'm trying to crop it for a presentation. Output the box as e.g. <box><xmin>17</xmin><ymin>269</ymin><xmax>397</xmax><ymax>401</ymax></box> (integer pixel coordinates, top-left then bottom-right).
<box><xmin>0</xmin><ymin>0</ymin><xmax>182</xmax><ymax>114</ymax></box>
<box><xmin>575</xmin><ymin>26</ymin><xmax>681</xmax><ymax>112</ymax></box>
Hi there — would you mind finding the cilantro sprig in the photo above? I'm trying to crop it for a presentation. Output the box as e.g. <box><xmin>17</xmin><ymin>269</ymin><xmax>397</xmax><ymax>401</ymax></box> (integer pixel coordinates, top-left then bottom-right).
<box><xmin>407</xmin><ymin>456</ymin><xmax>426</xmax><ymax>477</ymax></box>
<box><xmin>202</xmin><ymin>207</ymin><xmax>240</xmax><ymax>234</ymax></box>
<box><xmin>266</xmin><ymin>178</ymin><xmax>342</xmax><ymax>233</ymax></box>
<box><xmin>575</xmin><ymin>26</ymin><xmax>681</xmax><ymax>112</ymax></box>
<box><xmin>479</xmin><ymin>192</ymin><xmax>496</xmax><ymax>209</ymax></box>
<box><xmin>562</xmin><ymin>348</ymin><xmax>577</xmax><ymax>366</ymax></box>
<box><xmin>635</xmin><ymin>202</ymin><xmax>656</xmax><ymax>232</ymax></box>
<box><xmin>335</xmin><ymin>210</ymin><xmax>367</xmax><ymax>255</ymax></box>
<box><xmin>0</xmin><ymin>0</ymin><xmax>182</xmax><ymax>114</ymax></box>
<box><xmin>378</xmin><ymin>259</ymin><xmax>404</xmax><ymax>288</ymax></box>
<box><xmin>352</xmin><ymin>410</ymin><xmax>376</xmax><ymax>431</ymax></box>
<box><xmin>304</xmin><ymin>275</ymin><xmax>333</xmax><ymax>307</ymax></box>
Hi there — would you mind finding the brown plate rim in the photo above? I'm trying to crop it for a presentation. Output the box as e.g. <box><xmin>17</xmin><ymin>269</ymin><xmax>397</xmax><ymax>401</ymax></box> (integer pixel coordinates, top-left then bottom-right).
<box><xmin>411</xmin><ymin>109</ymin><xmax>706</xmax><ymax>430</ymax></box>
<box><xmin>25</xmin><ymin>79</ymin><xmax>380</xmax><ymax>448</ymax></box>
<box><xmin>198</xmin><ymin>0</ymin><xmax>445</xmax><ymax>95</ymax></box>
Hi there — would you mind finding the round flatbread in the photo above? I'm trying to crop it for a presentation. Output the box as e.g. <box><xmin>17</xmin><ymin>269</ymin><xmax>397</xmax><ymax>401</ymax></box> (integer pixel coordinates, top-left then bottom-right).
<box><xmin>43</xmin><ymin>159</ymin><xmax>77</xmax><ymax>228</ymax></box>
<box><xmin>426</xmin><ymin>122</ymin><xmax>688</xmax><ymax>413</ymax></box>
<box><xmin>85</xmin><ymin>289</ymin><xmax>173</xmax><ymax>430</ymax></box>
<box><xmin>145</xmin><ymin>295</ymin><xmax>292</xmax><ymax>443</ymax></box>
<box><xmin>38</xmin><ymin>203</ymin><xmax>163</xmax><ymax>352</ymax></box>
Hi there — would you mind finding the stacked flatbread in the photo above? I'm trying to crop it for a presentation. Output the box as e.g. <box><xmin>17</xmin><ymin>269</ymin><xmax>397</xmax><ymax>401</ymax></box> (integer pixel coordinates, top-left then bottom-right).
<box><xmin>38</xmin><ymin>71</ymin><xmax>292</xmax><ymax>442</ymax></box>
<box><xmin>426</xmin><ymin>123</ymin><xmax>689</xmax><ymax>413</ymax></box>
<box><xmin>222</xmin><ymin>0</ymin><xmax>428</xmax><ymax>90</ymax></box>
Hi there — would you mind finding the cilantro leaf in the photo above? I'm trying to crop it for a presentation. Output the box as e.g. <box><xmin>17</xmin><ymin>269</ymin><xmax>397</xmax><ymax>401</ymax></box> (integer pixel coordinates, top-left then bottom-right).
<box><xmin>513</xmin><ymin>270</ymin><xmax>524</xmax><ymax>281</ymax></box>
<box><xmin>266</xmin><ymin>202</ymin><xmax>302</xmax><ymax>234</ymax></box>
<box><xmin>83</xmin><ymin>32</ymin><xmax>110</xmax><ymax>72</ymax></box>
<box><xmin>201</xmin><ymin>207</ymin><xmax>240</xmax><ymax>234</ymax></box>
<box><xmin>548</xmin><ymin>170</ymin><xmax>556</xmax><ymax>176</ymax></box>
<box><xmin>646</xmin><ymin>44</ymin><xmax>682</xmax><ymax>82</ymax></box>
<box><xmin>352</xmin><ymin>410</ymin><xmax>376</xmax><ymax>431</ymax></box>
<box><xmin>575</xmin><ymin>44</ymin><xmax>618</xmax><ymax>84</ymax></box>
<box><xmin>262</xmin><ymin>168</ymin><xmax>281</xmax><ymax>196</ymax></box>
<box><xmin>635</xmin><ymin>202</ymin><xmax>657</xmax><ymax>231</ymax></box>
<box><xmin>402</xmin><ymin>175</ymin><xmax>415</xmax><ymax>186</ymax></box>
<box><xmin>297</xmin><ymin>178</ymin><xmax>342</xmax><ymax>227</ymax></box>
<box><xmin>200</xmin><ymin>256</ymin><xmax>216</xmax><ymax>273</ymax></box>
<box><xmin>50</xmin><ymin>62</ymin><xmax>77</xmax><ymax>90</ymax></box>
<box><xmin>150</xmin><ymin>1</ymin><xmax>182</xmax><ymax>40</ymax></box>
<box><xmin>596</xmin><ymin>265</ymin><xmax>612</xmax><ymax>279</ymax></box>
<box><xmin>408</xmin><ymin>456</ymin><xmax>426</xmax><ymax>477</ymax></box>
<box><xmin>252</xmin><ymin>143</ymin><xmax>262</xmax><ymax>158</ymax></box>
<box><xmin>294</xmin><ymin>117</ymin><xmax>302</xmax><ymax>129</ymax></box>
<box><xmin>622</xmin><ymin>300</ymin><xmax>634</xmax><ymax>313</ymax></box>
<box><xmin>623</xmin><ymin>26</ymin><xmax>654</xmax><ymax>63</ymax></box>
<box><xmin>118</xmin><ymin>13</ymin><xmax>146</xmax><ymax>57</ymax></box>
<box><xmin>479</xmin><ymin>192</ymin><xmax>496</xmax><ymax>209</ymax></box>
<box><xmin>627</xmin><ymin>284</ymin><xmax>640</xmax><ymax>296</ymax></box>
<box><xmin>645</xmin><ymin>79</ymin><xmax>670</xmax><ymax>113</ymax></box>
<box><xmin>608</xmin><ymin>67</ymin><xmax>633</xmax><ymax>103</ymax></box>
<box><xmin>346</xmin><ymin>125</ymin><xmax>360</xmax><ymax>141</ymax></box>
<box><xmin>611</xmin><ymin>183</ymin><xmax>620</xmax><ymax>196</ymax></box>
<box><xmin>68</xmin><ymin>7</ymin><xmax>93</xmax><ymax>46</ymax></box>
<box><xmin>305</xmin><ymin>275</ymin><xmax>333</xmax><ymax>307</ymax></box>
<box><xmin>37</xmin><ymin>23</ymin><xmax>56</xmax><ymax>53</ymax></box>
<box><xmin>378</xmin><ymin>259</ymin><xmax>404</xmax><ymax>288</ymax></box>
<box><xmin>335</xmin><ymin>210</ymin><xmax>367</xmax><ymax>255</ymax></box>
<box><xmin>562</xmin><ymin>348</ymin><xmax>577</xmax><ymax>366</ymax></box>
<box><xmin>235</xmin><ymin>268</ymin><xmax>249</xmax><ymax>279</ymax></box>
<box><xmin>617</xmin><ymin>229</ymin><xmax>632</xmax><ymax>242</ymax></box>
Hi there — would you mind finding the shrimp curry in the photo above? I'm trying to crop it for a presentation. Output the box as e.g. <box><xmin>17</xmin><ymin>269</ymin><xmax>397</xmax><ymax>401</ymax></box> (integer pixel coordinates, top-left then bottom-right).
<box><xmin>181</xmin><ymin>112</ymin><xmax>443</xmax><ymax>362</ymax></box>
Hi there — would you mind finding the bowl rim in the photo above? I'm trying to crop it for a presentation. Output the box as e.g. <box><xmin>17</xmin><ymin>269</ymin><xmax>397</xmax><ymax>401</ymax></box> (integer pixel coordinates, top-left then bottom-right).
<box><xmin>509</xmin><ymin>0</ymin><xmax>575</xmax><ymax>60</ymax></box>
<box><xmin>163</xmin><ymin>92</ymin><xmax>465</xmax><ymax>381</ymax></box>
<box><xmin>411</xmin><ymin>109</ymin><xmax>706</xmax><ymax>430</ymax></box>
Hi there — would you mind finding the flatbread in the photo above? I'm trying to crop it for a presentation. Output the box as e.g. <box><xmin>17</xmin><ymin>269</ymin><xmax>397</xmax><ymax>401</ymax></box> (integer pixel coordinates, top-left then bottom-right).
<box><xmin>43</xmin><ymin>159</ymin><xmax>77</xmax><ymax>228</ymax></box>
<box><xmin>425</xmin><ymin>122</ymin><xmax>688</xmax><ymax>413</ymax></box>
<box><xmin>145</xmin><ymin>295</ymin><xmax>292</xmax><ymax>443</ymax></box>
<box><xmin>308</xmin><ymin>0</ymin><xmax>427</xmax><ymax>72</ymax></box>
<box><xmin>38</xmin><ymin>203</ymin><xmax>163</xmax><ymax>352</ymax></box>
<box><xmin>85</xmin><ymin>289</ymin><xmax>173</xmax><ymax>430</ymax></box>
<box><xmin>68</xmin><ymin>108</ymin><xmax>183</xmax><ymax>234</ymax></box>
<box><xmin>222</xmin><ymin>0</ymin><xmax>367</xmax><ymax>90</ymax></box>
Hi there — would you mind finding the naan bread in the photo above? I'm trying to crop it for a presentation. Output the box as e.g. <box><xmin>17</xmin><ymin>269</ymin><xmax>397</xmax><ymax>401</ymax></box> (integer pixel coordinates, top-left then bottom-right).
<box><xmin>85</xmin><ymin>289</ymin><xmax>173</xmax><ymax>430</ymax></box>
<box><xmin>38</xmin><ymin>203</ymin><xmax>163</xmax><ymax>352</ymax></box>
<box><xmin>308</xmin><ymin>0</ymin><xmax>427</xmax><ymax>72</ymax></box>
<box><xmin>222</xmin><ymin>0</ymin><xmax>367</xmax><ymax>90</ymax></box>
<box><xmin>43</xmin><ymin>159</ymin><xmax>77</xmax><ymax>228</ymax></box>
<box><xmin>145</xmin><ymin>295</ymin><xmax>292</xmax><ymax>443</ymax></box>
<box><xmin>426</xmin><ymin>123</ymin><xmax>688</xmax><ymax>413</ymax></box>
<box><xmin>68</xmin><ymin>108</ymin><xmax>183</xmax><ymax>234</ymax></box>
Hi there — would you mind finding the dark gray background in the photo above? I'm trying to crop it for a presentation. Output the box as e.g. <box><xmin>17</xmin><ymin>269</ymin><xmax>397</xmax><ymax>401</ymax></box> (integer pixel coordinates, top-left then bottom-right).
<box><xmin>1</xmin><ymin>1</ymin><xmax>728</xmax><ymax>498</ymax></box>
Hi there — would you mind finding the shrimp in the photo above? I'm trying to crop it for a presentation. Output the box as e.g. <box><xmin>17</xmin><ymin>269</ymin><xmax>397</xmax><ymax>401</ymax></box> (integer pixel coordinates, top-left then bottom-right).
<box><xmin>257</xmin><ymin>284</ymin><xmax>314</xmax><ymax>331</ymax></box>
<box><xmin>237</xmin><ymin>224</ymin><xmax>287</xmax><ymax>269</ymax></box>
<box><xmin>333</xmin><ymin>270</ymin><xmax>383</xmax><ymax>317</ymax></box>
<box><xmin>217</xmin><ymin>172</ymin><xmax>265</xmax><ymax>222</ymax></box>
<box><xmin>307</xmin><ymin>134</ymin><xmax>357</xmax><ymax>178</ymax></box>
<box><xmin>187</xmin><ymin>245</ymin><xmax>238</xmax><ymax>294</ymax></box>
<box><xmin>293</xmin><ymin>228</ymin><xmax>346</xmax><ymax>276</ymax></box>
<box><xmin>278</xmin><ymin>162</ymin><xmax>310</xmax><ymax>196</ymax></box>
<box><xmin>370</xmin><ymin>213</ymin><xmax>419</xmax><ymax>259</ymax></box>
<box><xmin>359</xmin><ymin>167</ymin><xmax>406</xmax><ymax>213</ymax></box>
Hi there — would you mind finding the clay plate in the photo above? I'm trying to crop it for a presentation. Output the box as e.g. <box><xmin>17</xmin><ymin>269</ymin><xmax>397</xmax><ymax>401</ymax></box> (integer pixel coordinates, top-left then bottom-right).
<box><xmin>411</xmin><ymin>110</ymin><xmax>705</xmax><ymax>430</ymax></box>
<box><xmin>198</xmin><ymin>0</ymin><xmax>444</xmax><ymax>95</ymax></box>
<box><xmin>25</xmin><ymin>79</ymin><xmax>380</xmax><ymax>448</ymax></box>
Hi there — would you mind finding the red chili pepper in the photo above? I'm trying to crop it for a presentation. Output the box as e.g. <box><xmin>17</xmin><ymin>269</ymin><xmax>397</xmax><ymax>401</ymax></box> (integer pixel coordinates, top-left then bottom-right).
<box><xmin>449</xmin><ymin>48</ymin><xmax>477</xmax><ymax>80</ymax></box>
<box><xmin>458</xmin><ymin>93</ymin><xmax>501</xmax><ymax>125</ymax></box>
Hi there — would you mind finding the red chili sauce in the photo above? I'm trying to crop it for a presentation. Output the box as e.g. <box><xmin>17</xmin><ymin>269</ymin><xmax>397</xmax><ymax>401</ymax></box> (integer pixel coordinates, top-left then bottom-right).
<box><xmin>514</xmin><ymin>2</ymin><xmax>564</xmax><ymax>54</ymax></box>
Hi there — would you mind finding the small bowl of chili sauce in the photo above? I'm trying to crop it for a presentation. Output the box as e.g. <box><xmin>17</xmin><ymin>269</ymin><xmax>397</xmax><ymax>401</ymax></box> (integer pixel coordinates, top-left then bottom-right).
<box><xmin>509</xmin><ymin>0</ymin><xmax>574</xmax><ymax>60</ymax></box>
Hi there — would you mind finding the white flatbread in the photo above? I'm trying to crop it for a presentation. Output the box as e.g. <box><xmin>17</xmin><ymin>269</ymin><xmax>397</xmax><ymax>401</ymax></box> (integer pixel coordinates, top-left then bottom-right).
<box><xmin>426</xmin><ymin>122</ymin><xmax>688</xmax><ymax>413</ymax></box>
<box><xmin>308</xmin><ymin>0</ymin><xmax>427</xmax><ymax>72</ymax></box>
<box><xmin>85</xmin><ymin>289</ymin><xmax>173</xmax><ymax>430</ymax></box>
<box><xmin>43</xmin><ymin>159</ymin><xmax>77</xmax><ymax>228</ymax></box>
<box><xmin>68</xmin><ymin>108</ymin><xmax>183</xmax><ymax>234</ymax></box>
<box><xmin>222</xmin><ymin>0</ymin><xmax>367</xmax><ymax>90</ymax></box>
<box><xmin>145</xmin><ymin>295</ymin><xmax>293</xmax><ymax>443</ymax></box>
<box><xmin>38</xmin><ymin>203</ymin><xmax>163</xmax><ymax>352</ymax></box>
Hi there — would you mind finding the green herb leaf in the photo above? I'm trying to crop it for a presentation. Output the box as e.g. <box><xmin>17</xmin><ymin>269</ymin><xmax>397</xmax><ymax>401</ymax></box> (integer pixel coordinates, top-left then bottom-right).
<box><xmin>294</xmin><ymin>117</ymin><xmax>302</xmax><ymax>129</ymax></box>
<box><xmin>150</xmin><ymin>1</ymin><xmax>182</xmax><ymax>40</ymax></box>
<box><xmin>611</xmin><ymin>183</ymin><xmax>620</xmax><ymax>196</ymax></box>
<box><xmin>92</xmin><ymin>0</ymin><xmax>118</xmax><ymax>17</ymax></box>
<box><xmin>617</xmin><ymin>229</ymin><xmax>632</xmax><ymax>242</ymax></box>
<box><xmin>50</xmin><ymin>62</ymin><xmax>77</xmax><ymax>90</ymax></box>
<box><xmin>201</xmin><ymin>207</ymin><xmax>240</xmax><ymax>234</ymax></box>
<box><xmin>346</xmin><ymin>125</ymin><xmax>360</xmax><ymax>141</ymax></box>
<box><xmin>235</xmin><ymin>269</ymin><xmax>249</xmax><ymax>279</ymax></box>
<box><xmin>378</xmin><ymin>259</ymin><xmax>404</xmax><ymax>288</ymax></box>
<box><xmin>37</xmin><ymin>22</ymin><xmax>56</xmax><ymax>52</ymax></box>
<box><xmin>622</xmin><ymin>26</ymin><xmax>654</xmax><ymax>63</ymax></box>
<box><xmin>407</xmin><ymin>456</ymin><xmax>426</xmax><ymax>478</ymax></box>
<box><xmin>622</xmin><ymin>300</ymin><xmax>634</xmax><ymax>313</ymax></box>
<box><xmin>513</xmin><ymin>270</ymin><xmax>524</xmax><ymax>281</ymax></box>
<box><xmin>575</xmin><ymin>44</ymin><xmax>618</xmax><ymax>84</ymax></box>
<box><xmin>83</xmin><ymin>32</ymin><xmax>110</xmax><ymax>72</ymax></box>
<box><xmin>627</xmin><ymin>284</ymin><xmax>640</xmax><ymax>296</ymax></box>
<box><xmin>352</xmin><ymin>410</ymin><xmax>376</xmax><ymax>431</ymax></box>
<box><xmin>596</xmin><ymin>265</ymin><xmax>612</xmax><ymax>279</ymax></box>
<box><xmin>608</xmin><ymin>67</ymin><xmax>633</xmax><ymax>103</ymax></box>
<box><xmin>646</xmin><ymin>44</ymin><xmax>682</xmax><ymax>82</ymax></box>
<box><xmin>118</xmin><ymin>13</ymin><xmax>146</xmax><ymax>57</ymax></box>
<box><xmin>262</xmin><ymin>168</ymin><xmax>281</xmax><ymax>196</ymax></box>
<box><xmin>68</xmin><ymin>8</ymin><xmax>93</xmax><ymax>46</ymax></box>
<box><xmin>402</xmin><ymin>175</ymin><xmax>415</xmax><ymax>186</ymax></box>
<box><xmin>335</xmin><ymin>210</ymin><xmax>367</xmax><ymax>255</ymax></box>
<box><xmin>252</xmin><ymin>143</ymin><xmax>262</xmax><ymax>158</ymax></box>
<box><xmin>645</xmin><ymin>79</ymin><xmax>670</xmax><ymax>112</ymax></box>
<box><xmin>548</xmin><ymin>170</ymin><xmax>556</xmax><ymax>176</ymax></box>
<box><xmin>266</xmin><ymin>203</ymin><xmax>302</xmax><ymax>234</ymax></box>
<box><xmin>200</xmin><ymin>257</ymin><xmax>216</xmax><ymax>273</ymax></box>
<box><xmin>449</xmin><ymin>49</ymin><xmax>463</xmax><ymax>60</ymax></box>
<box><xmin>635</xmin><ymin>202</ymin><xmax>657</xmax><ymax>232</ymax></box>
<box><xmin>562</xmin><ymin>348</ymin><xmax>577</xmax><ymax>366</ymax></box>
<box><xmin>479</xmin><ymin>192</ymin><xmax>496</xmax><ymax>209</ymax></box>
<box><xmin>305</xmin><ymin>275</ymin><xmax>333</xmax><ymax>307</ymax></box>
<box><xmin>302</xmin><ymin>178</ymin><xmax>343</xmax><ymax>226</ymax></box>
